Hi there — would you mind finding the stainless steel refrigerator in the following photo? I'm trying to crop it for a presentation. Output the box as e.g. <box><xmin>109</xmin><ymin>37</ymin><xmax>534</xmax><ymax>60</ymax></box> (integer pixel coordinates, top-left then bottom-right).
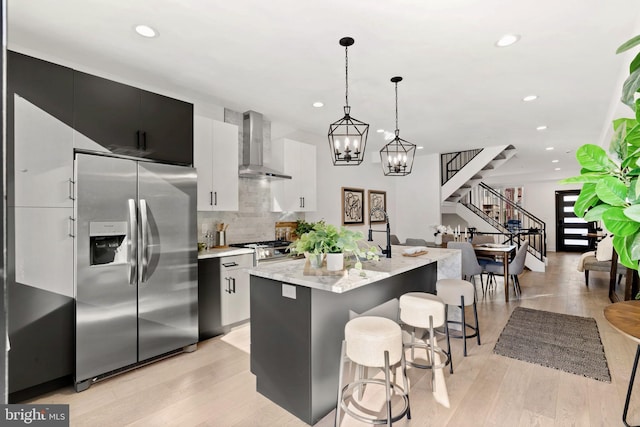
<box><xmin>74</xmin><ymin>152</ymin><xmax>198</xmax><ymax>391</ymax></box>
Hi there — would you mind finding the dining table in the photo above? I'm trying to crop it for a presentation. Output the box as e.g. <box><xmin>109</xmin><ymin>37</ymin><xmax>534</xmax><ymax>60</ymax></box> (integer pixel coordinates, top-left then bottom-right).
<box><xmin>473</xmin><ymin>243</ymin><xmax>517</xmax><ymax>302</ymax></box>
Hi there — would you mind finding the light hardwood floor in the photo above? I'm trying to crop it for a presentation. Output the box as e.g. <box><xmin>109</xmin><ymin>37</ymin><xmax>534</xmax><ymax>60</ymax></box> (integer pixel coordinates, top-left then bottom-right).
<box><xmin>28</xmin><ymin>252</ymin><xmax>640</xmax><ymax>426</ymax></box>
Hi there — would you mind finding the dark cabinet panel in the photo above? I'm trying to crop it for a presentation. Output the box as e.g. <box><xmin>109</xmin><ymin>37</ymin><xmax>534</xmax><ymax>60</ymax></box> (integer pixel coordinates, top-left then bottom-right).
<box><xmin>140</xmin><ymin>90</ymin><xmax>193</xmax><ymax>164</ymax></box>
<box><xmin>8</xmin><ymin>51</ymin><xmax>74</xmax><ymax>127</ymax></box>
<box><xmin>74</xmin><ymin>71</ymin><xmax>193</xmax><ymax>164</ymax></box>
<box><xmin>73</xmin><ymin>71</ymin><xmax>141</xmax><ymax>155</ymax></box>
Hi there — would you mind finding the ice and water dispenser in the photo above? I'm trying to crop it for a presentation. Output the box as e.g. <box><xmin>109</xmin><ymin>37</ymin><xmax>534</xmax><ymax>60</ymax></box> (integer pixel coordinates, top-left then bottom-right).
<box><xmin>89</xmin><ymin>222</ymin><xmax>128</xmax><ymax>266</ymax></box>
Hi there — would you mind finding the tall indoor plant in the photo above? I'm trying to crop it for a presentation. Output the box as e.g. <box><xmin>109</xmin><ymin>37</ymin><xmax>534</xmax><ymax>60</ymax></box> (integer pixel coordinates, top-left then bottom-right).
<box><xmin>562</xmin><ymin>35</ymin><xmax>640</xmax><ymax>272</ymax></box>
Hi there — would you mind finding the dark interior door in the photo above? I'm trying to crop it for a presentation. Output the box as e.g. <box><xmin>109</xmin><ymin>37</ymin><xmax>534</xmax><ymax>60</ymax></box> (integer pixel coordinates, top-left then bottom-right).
<box><xmin>555</xmin><ymin>190</ymin><xmax>591</xmax><ymax>252</ymax></box>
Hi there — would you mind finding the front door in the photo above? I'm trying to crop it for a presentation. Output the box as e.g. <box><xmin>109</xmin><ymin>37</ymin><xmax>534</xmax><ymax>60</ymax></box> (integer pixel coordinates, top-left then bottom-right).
<box><xmin>555</xmin><ymin>190</ymin><xmax>592</xmax><ymax>252</ymax></box>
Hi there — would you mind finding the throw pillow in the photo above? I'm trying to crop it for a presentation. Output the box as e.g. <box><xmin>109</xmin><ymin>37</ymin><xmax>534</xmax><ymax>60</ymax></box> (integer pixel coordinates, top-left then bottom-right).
<box><xmin>596</xmin><ymin>234</ymin><xmax>613</xmax><ymax>262</ymax></box>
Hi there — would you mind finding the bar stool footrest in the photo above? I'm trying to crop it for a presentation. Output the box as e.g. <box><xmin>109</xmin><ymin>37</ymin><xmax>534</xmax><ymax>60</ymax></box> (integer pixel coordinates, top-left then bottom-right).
<box><xmin>340</xmin><ymin>378</ymin><xmax>410</xmax><ymax>425</ymax></box>
<box><xmin>403</xmin><ymin>341</ymin><xmax>450</xmax><ymax>370</ymax></box>
<box><xmin>446</xmin><ymin>320</ymin><xmax>479</xmax><ymax>340</ymax></box>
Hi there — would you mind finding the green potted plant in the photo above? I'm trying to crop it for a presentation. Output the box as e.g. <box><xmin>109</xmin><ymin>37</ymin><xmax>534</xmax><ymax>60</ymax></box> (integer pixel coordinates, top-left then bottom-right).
<box><xmin>294</xmin><ymin>219</ymin><xmax>319</xmax><ymax>239</ymax></box>
<box><xmin>288</xmin><ymin>222</ymin><xmax>379</xmax><ymax>272</ymax></box>
<box><xmin>561</xmin><ymin>34</ymin><xmax>640</xmax><ymax>276</ymax></box>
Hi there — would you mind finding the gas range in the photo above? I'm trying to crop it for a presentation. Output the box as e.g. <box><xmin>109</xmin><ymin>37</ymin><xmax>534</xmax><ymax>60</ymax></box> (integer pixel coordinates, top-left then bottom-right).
<box><xmin>229</xmin><ymin>240</ymin><xmax>293</xmax><ymax>262</ymax></box>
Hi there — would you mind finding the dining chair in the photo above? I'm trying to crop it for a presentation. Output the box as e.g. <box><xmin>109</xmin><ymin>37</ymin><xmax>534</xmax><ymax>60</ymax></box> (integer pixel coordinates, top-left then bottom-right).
<box><xmin>446</xmin><ymin>241</ymin><xmax>485</xmax><ymax>297</ymax></box>
<box><xmin>484</xmin><ymin>242</ymin><xmax>529</xmax><ymax>297</ymax></box>
<box><xmin>405</xmin><ymin>238</ymin><xmax>428</xmax><ymax>246</ymax></box>
<box><xmin>470</xmin><ymin>235</ymin><xmax>494</xmax><ymax>245</ymax></box>
<box><xmin>471</xmin><ymin>235</ymin><xmax>497</xmax><ymax>264</ymax></box>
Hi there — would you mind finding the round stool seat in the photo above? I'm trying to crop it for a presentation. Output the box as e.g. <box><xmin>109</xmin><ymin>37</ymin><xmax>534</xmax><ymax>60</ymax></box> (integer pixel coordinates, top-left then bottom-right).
<box><xmin>437</xmin><ymin>279</ymin><xmax>475</xmax><ymax>306</ymax></box>
<box><xmin>345</xmin><ymin>316</ymin><xmax>402</xmax><ymax>368</ymax></box>
<box><xmin>399</xmin><ymin>293</ymin><xmax>445</xmax><ymax>329</ymax></box>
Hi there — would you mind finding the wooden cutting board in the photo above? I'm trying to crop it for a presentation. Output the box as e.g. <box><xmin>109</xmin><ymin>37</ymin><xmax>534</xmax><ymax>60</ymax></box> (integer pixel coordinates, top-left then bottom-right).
<box><xmin>402</xmin><ymin>250</ymin><xmax>429</xmax><ymax>257</ymax></box>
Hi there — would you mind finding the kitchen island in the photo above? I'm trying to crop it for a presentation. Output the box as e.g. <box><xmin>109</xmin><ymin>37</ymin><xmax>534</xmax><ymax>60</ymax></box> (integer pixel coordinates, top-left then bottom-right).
<box><xmin>248</xmin><ymin>246</ymin><xmax>460</xmax><ymax>425</ymax></box>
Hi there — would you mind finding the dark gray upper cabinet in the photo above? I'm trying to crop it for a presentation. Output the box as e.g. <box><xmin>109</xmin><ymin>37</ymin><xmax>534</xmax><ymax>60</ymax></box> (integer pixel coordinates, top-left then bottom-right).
<box><xmin>140</xmin><ymin>90</ymin><xmax>194</xmax><ymax>165</ymax></box>
<box><xmin>8</xmin><ymin>51</ymin><xmax>74</xmax><ymax>128</ymax></box>
<box><xmin>73</xmin><ymin>71</ymin><xmax>140</xmax><ymax>154</ymax></box>
<box><xmin>73</xmin><ymin>71</ymin><xmax>193</xmax><ymax>165</ymax></box>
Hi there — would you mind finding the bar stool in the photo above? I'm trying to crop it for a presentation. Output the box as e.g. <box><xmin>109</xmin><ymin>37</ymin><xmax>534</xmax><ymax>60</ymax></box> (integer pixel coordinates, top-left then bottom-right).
<box><xmin>335</xmin><ymin>316</ymin><xmax>411</xmax><ymax>427</ymax></box>
<box><xmin>399</xmin><ymin>292</ymin><xmax>452</xmax><ymax>382</ymax></box>
<box><xmin>436</xmin><ymin>278</ymin><xmax>481</xmax><ymax>357</ymax></box>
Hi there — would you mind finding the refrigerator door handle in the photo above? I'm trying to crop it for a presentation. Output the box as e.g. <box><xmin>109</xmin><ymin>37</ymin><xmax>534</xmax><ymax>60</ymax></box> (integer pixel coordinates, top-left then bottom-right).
<box><xmin>128</xmin><ymin>198</ymin><xmax>138</xmax><ymax>285</ymax></box>
<box><xmin>140</xmin><ymin>198</ymin><xmax>149</xmax><ymax>283</ymax></box>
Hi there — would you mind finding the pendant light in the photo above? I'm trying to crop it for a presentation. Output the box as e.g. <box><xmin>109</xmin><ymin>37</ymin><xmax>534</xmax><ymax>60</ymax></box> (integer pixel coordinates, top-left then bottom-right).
<box><xmin>380</xmin><ymin>76</ymin><xmax>416</xmax><ymax>176</ymax></box>
<box><xmin>328</xmin><ymin>37</ymin><xmax>369</xmax><ymax>165</ymax></box>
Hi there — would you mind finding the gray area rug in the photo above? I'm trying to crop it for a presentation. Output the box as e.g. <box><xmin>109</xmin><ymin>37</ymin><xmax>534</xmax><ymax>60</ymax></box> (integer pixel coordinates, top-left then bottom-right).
<box><xmin>494</xmin><ymin>307</ymin><xmax>611</xmax><ymax>382</ymax></box>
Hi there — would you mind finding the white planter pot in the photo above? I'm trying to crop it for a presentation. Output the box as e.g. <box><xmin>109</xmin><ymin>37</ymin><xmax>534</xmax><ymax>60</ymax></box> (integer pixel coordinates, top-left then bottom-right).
<box><xmin>326</xmin><ymin>253</ymin><xmax>344</xmax><ymax>271</ymax></box>
<box><xmin>435</xmin><ymin>233</ymin><xmax>443</xmax><ymax>245</ymax></box>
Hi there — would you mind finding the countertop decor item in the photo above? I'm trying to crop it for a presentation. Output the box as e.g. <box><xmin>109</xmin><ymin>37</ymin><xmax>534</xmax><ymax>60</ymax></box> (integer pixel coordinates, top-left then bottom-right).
<box><xmin>328</xmin><ymin>37</ymin><xmax>369</xmax><ymax>166</ymax></box>
<box><xmin>380</xmin><ymin>76</ymin><xmax>416</xmax><ymax>176</ymax></box>
<box><xmin>288</xmin><ymin>221</ymin><xmax>378</xmax><ymax>273</ymax></box>
<box><xmin>561</xmin><ymin>34</ymin><xmax>640</xmax><ymax>294</ymax></box>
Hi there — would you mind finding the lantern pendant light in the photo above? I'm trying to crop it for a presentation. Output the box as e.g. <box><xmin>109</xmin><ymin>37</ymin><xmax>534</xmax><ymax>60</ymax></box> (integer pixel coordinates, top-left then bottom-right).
<box><xmin>380</xmin><ymin>76</ymin><xmax>416</xmax><ymax>176</ymax></box>
<box><xmin>328</xmin><ymin>37</ymin><xmax>369</xmax><ymax>166</ymax></box>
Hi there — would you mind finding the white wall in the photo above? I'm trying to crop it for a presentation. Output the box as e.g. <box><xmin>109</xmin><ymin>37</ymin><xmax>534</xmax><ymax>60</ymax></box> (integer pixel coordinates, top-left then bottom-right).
<box><xmin>395</xmin><ymin>153</ymin><xmax>441</xmax><ymax>243</ymax></box>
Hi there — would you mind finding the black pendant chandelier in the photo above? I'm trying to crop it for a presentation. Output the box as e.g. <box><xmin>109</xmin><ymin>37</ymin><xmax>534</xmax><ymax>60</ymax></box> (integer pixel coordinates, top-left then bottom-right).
<box><xmin>328</xmin><ymin>37</ymin><xmax>369</xmax><ymax>166</ymax></box>
<box><xmin>380</xmin><ymin>76</ymin><xmax>416</xmax><ymax>176</ymax></box>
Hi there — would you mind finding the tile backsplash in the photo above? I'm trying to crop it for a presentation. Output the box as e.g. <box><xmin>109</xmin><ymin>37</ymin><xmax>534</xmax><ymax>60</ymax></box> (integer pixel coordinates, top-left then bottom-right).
<box><xmin>197</xmin><ymin>108</ymin><xmax>301</xmax><ymax>244</ymax></box>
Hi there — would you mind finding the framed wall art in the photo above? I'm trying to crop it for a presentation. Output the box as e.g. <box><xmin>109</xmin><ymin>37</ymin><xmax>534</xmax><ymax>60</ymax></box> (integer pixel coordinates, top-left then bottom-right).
<box><xmin>341</xmin><ymin>187</ymin><xmax>365</xmax><ymax>225</ymax></box>
<box><xmin>368</xmin><ymin>190</ymin><xmax>387</xmax><ymax>224</ymax></box>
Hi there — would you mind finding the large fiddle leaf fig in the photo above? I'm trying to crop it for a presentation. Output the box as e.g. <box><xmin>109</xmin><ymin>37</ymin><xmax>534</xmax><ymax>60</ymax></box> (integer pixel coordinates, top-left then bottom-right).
<box><xmin>562</xmin><ymin>34</ymin><xmax>640</xmax><ymax>284</ymax></box>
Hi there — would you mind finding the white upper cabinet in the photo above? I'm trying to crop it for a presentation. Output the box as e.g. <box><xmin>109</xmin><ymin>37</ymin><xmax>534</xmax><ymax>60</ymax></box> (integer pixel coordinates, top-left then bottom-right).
<box><xmin>271</xmin><ymin>138</ymin><xmax>317</xmax><ymax>212</ymax></box>
<box><xmin>194</xmin><ymin>116</ymin><xmax>239</xmax><ymax>211</ymax></box>
<box><xmin>13</xmin><ymin>95</ymin><xmax>74</xmax><ymax>208</ymax></box>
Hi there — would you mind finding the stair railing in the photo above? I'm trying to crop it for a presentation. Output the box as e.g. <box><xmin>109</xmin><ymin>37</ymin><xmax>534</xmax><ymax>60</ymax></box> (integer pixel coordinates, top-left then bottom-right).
<box><xmin>460</xmin><ymin>182</ymin><xmax>546</xmax><ymax>261</ymax></box>
<box><xmin>441</xmin><ymin>149</ymin><xmax>483</xmax><ymax>185</ymax></box>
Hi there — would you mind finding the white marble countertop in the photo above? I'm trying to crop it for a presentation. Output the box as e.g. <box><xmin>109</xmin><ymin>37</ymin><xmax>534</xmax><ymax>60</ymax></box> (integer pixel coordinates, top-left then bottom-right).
<box><xmin>197</xmin><ymin>247</ymin><xmax>255</xmax><ymax>259</ymax></box>
<box><xmin>247</xmin><ymin>246</ymin><xmax>460</xmax><ymax>294</ymax></box>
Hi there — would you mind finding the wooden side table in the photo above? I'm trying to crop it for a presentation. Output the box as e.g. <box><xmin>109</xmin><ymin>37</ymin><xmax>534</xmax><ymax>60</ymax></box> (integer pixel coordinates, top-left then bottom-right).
<box><xmin>604</xmin><ymin>301</ymin><xmax>640</xmax><ymax>426</ymax></box>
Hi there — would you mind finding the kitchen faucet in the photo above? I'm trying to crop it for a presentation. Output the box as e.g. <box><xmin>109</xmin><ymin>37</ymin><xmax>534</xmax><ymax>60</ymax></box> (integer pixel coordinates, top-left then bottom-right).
<box><xmin>368</xmin><ymin>207</ymin><xmax>392</xmax><ymax>258</ymax></box>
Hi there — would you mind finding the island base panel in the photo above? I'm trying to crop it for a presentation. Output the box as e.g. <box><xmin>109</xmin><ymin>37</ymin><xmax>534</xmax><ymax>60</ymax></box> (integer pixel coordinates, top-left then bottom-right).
<box><xmin>250</xmin><ymin>262</ymin><xmax>436</xmax><ymax>425</ymax></box>
<box><xmin>250</xmin><ymin>278</ymin><xmax>312</xmax><ymax>423</ymax></box>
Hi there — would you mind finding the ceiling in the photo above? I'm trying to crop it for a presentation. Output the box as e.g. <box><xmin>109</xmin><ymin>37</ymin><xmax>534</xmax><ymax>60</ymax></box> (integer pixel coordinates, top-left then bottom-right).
<box><xmin>8</xmin><ymin>0</ymin><xmax>640</xmax><ymax>184</ymax></box>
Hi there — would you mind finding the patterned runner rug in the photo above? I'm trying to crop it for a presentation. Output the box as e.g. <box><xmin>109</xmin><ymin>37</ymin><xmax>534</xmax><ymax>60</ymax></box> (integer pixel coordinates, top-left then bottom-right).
<box><xmin>494</xmin><ymin>307</ymin><xmax>610</xmax><ymax>382</ymax></box>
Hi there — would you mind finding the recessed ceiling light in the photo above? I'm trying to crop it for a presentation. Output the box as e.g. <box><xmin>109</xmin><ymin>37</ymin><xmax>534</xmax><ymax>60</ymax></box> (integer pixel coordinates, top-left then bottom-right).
<box><xmin>536</xmin><ymin>125</ymin><xmax>548</xmax><ymax>131</ymax></box>
<box><xmin>552</xmin><ymin>159</ymin><xmax>559</xmax><ymax>163</ymax></box>
<box><xmin>376</xmin><ymin>129</ymin><xmax>384</xmax><ymax>133</ymax></box>
<box><xmin>495</xmin><ymin>34</ymin><xmax>521</xmax><ymax>47</ymax></box>
<box><xmin>523</xmin><ymin>95</ymin><xmax>538</xmax><ymax>102</ymax></box>
<box><xmin>312</xmin><ymin>102</ymin><xmax>324</xmax><ymax>108</ymax></box>
<box><xmin>417</xmin><ymin>146</ymin><xmax>424</xmax><ymax>150</ymax></box>
<box><xmin>545</xmin><ymin>146</ymin><xmax>554</xmax><ymax>151</ymax></box>
<box><xmin>554</xmin><ymin>167</ymin><xmax>561</xmax><ymax>171</ymax></box>
<box><xmin>135</xmin><ymin>25</ymin><xmax>157</xmax><ymax>38</ymax></box>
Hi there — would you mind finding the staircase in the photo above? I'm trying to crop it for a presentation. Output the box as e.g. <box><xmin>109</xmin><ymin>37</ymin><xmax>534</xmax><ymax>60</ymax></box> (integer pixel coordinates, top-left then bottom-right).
<box><xmin>441</xmin><ymin>145</ymin><xmax>516</xmax><ymax>204</ymax></box>
<box><xmin>440</xmin><ymin>145</ymin><xmax>546</xmax><ymax>272</ymax></box>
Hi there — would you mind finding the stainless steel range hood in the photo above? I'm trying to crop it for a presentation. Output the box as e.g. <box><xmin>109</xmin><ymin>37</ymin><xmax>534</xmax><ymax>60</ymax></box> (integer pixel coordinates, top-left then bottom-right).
<box><xmin>239</xmin><ymin>110</ymin><xmax>291</xmax><ymax>179</ymax></box>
